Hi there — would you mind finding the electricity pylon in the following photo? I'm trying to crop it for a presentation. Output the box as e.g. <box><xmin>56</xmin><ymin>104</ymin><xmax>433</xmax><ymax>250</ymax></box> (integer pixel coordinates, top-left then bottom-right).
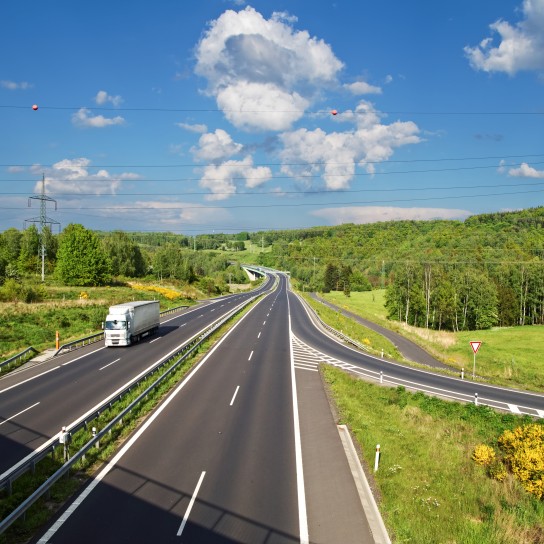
<box><xmin>25</xmin><ymin>174</ymin><xmax>60</xmax><ymax>281</ymax></box>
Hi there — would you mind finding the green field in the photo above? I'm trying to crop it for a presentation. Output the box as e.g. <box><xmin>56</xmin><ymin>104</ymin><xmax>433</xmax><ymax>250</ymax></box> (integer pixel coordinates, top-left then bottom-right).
<box><xmin>319</xmin><ymin>290</ymin><xmax>544</xmax><ymax>392</ymax></box>
<box><xmin>323</xmin><ymin>365</ymin><xmax>544</xmax><ymax>544</ymax></box>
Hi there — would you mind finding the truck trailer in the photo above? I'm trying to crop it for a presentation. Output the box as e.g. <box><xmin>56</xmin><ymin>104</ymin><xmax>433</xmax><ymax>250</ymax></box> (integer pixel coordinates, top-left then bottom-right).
<box><xmin>104</xmin><ymin>300</ymin><xmax>160</xmax><ymax>347</ymax></box>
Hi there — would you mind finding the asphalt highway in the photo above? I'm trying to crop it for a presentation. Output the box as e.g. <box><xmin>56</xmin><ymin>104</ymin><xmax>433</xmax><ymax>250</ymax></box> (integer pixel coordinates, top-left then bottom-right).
<box><xmin>34</xmin><ymin>275</ymin><xmax>374</xmax><ymax>543</ymax></box>
<box><xmin>0</xmin><ymin>277</ymin><xmax>274</xmax><ymax>477</ymax></box>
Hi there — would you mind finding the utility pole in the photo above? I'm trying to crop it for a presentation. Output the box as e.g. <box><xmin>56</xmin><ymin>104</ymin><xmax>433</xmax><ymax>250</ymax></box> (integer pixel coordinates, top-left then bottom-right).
<box><xmin>26</xmin><ymin>174</ymin><xmax>60</xmax><ymax>281</ymax></box>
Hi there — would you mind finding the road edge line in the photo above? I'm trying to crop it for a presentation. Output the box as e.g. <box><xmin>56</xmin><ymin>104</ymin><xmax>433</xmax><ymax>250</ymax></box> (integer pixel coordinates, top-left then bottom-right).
<box><xmin>337</xmin><ymin>424</ymin><xmax>391</xmax><ymax>544</ymax></box>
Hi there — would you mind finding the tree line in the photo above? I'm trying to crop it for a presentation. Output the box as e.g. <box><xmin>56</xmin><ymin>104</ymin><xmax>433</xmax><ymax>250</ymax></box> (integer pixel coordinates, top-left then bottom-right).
<box><xmin>0</xmin><ymin>224</ymin><xmax>249</xmax><ymax>300</ymax></box>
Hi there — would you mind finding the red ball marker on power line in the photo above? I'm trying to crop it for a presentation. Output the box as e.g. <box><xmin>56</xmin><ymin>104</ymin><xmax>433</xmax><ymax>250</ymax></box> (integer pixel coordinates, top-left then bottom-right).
<box><xmin>331</xmin><ymin>109</ymin><xmax>338</xmax><ymax>115</ymax></box>
<box><xmin>32</xmin><ymin>104</ymin><xmax>38</xmax><ymax>110</ymax></box>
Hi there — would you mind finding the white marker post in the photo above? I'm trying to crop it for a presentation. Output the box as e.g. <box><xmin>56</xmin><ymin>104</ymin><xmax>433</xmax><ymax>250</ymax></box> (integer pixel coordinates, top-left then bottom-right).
<box><xmin>374</xmin><ymin>444</ymin><xmax>380</xmax><ymax>472</ymax></box>
<box><xmin>470</xmin><ymin>341</ymin><xmax>482</xmax><ymax>380</ymax></box>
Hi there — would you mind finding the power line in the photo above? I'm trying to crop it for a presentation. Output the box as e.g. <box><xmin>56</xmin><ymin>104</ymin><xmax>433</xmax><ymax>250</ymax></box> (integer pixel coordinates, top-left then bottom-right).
<box><xmin>2</xmin><ymin>153</ymin><xmax>543</xmax><ymax>170</ymax></box>
<box><xmin>2</xmin><ymin>186</ymin><xmax>543</xmax><ymax>211</ymax></box>
<box><xmin>2</xmin><ymin>179</ymin><xmax>544</xmax><ymax>198</ymax></box>
<box><xmin>2</xmin><ymin>104</ymin><xmax>544</xmax><ymax>115</ymax></box>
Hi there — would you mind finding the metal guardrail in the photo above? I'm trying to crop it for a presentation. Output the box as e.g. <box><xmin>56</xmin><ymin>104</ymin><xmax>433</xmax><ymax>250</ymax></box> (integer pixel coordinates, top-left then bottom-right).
<box><xmin>0</xmin><ymin>347</ymin><xmax>38</xmax><ymax>371</ymax></box>
<box><xmin>295</xmin><ymin>293</ymin><xmax>373</xmax><ymax>354</ymax></box>
<box><xmin>0</xmin><ymin>294</ymin><xmax>261</xmax><ymax>534</ymax></box>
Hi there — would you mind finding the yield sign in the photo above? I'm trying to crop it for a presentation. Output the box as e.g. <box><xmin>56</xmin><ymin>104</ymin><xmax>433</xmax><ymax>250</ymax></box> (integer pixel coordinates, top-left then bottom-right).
<box><xmin>470</xmin><ymin>341</ymin><xmax>482</xmax><ymax>354</ymax></box>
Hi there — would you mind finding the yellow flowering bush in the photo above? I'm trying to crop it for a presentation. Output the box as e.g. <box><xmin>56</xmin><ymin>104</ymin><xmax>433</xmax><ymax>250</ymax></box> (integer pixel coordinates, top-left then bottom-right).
<box><xmin>474</xmin><ymin>424</ymin><xmax>544</xmax><ymax>499</ymax></box>
<box><xmin>472</xmin><ymin>444</ymin><xmax>496</xmax><ymax>466</ymax></box>
<box><xmin>129</xmin><ymin>283</ymin><xmax>181</xmax><ymax>301</ymax></box>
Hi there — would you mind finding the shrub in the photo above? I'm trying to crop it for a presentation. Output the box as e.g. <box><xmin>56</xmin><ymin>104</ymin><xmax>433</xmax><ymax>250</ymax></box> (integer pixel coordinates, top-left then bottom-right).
<box><xmin>472</xmin><ymin>444</ymin><xmax>496</xmax><ymax>466</ymax></box>
<box><xmin>474</xmin><ymin>423</ymin><xmax>544</xmax><ymax>499</ymax></box>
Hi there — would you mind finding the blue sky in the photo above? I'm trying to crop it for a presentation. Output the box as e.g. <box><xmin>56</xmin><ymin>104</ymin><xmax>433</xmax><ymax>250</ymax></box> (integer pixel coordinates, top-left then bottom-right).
<box><xmin>1</xmin><ymin>0</ymin><xmax>543</xmax><ymax>234</ymax></box>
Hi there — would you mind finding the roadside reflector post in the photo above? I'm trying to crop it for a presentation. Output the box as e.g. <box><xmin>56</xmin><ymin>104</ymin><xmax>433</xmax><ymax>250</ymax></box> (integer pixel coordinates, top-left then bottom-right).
<box><xmin>93</xmin><ymin>426</ymin><xmax>99</xmax><ymax>448</ymax></box>
<box><xmin>461</xmin><ymin>368</ymin><xmax>464</xmax><ymax>380</ymax></box>
<box><xmin>380</xmin><ymin>371</ymin><xmax>383</xmax><ymax>384</ymax></box>
<box><xmin>474</xmin><ymin>393</ymin><xmax>478</xmax><ymax>406</ymax></box>
<box><xmin>374</xmin><ymin>444</ymin><xmax>381</xmax><ymax>472</ymax></box>
<box><xmin>56</xmin><ymin>331</ymin><xmax>60</xmax><ymax>350</ymax></box>
<box><xmin>381</xmin><ymin>349</ymin><xmax>384</xmax><ymax>358</ymax></box>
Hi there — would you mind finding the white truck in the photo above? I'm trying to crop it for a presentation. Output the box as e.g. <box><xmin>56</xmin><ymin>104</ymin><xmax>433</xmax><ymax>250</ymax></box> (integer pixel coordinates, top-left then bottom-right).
<box><xmin>104</xmin><ymin>301</ymin><xmax>160</xmax><ymax>347</ymax></box>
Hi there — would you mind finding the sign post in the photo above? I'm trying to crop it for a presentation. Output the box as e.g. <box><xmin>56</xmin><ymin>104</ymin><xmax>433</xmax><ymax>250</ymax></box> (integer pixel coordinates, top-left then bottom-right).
<box><xmin>470</xmin><ymin>341</ymin><xmax>482</xmax><ymax>379</ymax></box>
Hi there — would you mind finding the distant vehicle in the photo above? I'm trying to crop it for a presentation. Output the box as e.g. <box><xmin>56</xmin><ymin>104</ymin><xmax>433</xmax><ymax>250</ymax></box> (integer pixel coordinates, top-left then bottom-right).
<box><xmin>104</xmin><ymin>301</ymin><xmax>160</xmax><ymax>347</ymax></box>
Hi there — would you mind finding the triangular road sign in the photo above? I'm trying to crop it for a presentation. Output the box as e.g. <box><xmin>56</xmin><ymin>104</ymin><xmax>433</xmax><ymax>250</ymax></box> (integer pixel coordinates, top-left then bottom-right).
<box><xmin>470</xmin><ymin>341</ymin><xmax>482</xmax><ymax>354</ymax></box>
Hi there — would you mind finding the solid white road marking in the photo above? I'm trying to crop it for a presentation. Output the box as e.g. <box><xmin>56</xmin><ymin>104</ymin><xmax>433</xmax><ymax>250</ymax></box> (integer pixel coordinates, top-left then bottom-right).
<box><xmin>287</xmin><ymin>301</ymin><xmax>309</xmax><ymax>544</ymax></box>
<box><xmin>177</xmin><ymin>471</ymin><xmax>206</xmax><ymax>537</ymax></box>
<box><xmin>0</xmin><ymin>366</ymin><xmax>60</xmax><ymax>395</ymax></box>
<box><xmin>230</xmin><ymin>386</ymin><xmax>240</xmax><ymax>406</ymax></box>
<box><xmin>36</xmin><ymin>290</ymin><xmax>269</xmax><ymax>542</ymax></box>
<box><xmin>537</xmin><ymin>410</ymin><xmax>544</xmax><ymax>419</ymax></box>
<box><xmin>149</xmin><ymin>337</ymin><xmax>161</xmax><ymax>343</ymax></box>
<box><xmin>0</xmin><ymin>402</ymin><xmax>40</xmax><ymax>426</ymax></box>
<box><xmin>99</xmin><ymin>358</ymin><xmax>121</xmax><ymax>371</ymax></box>
<box><xmin>508</xmin><ymin>404</ymin><xmax>521</xmax><ymax>414</ymax></box>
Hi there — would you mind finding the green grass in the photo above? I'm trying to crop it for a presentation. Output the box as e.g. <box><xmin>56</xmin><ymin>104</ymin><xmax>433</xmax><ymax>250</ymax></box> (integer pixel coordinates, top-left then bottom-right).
<box><xmin>300</xmin><ymin>292</ymin><xmax>403</xmax><ymax>361</ymax></box>
<box><xmin>319</xmin><ymin>290</ymin><xmax>544</xmax><ymax>392</ymax></box>
<box><xmin>322</xmin><ymin>365</ymin><xmax>544</xmax><ymax>544</ymax></box>
<box><xmin>0</xmin><ymin>281</ymin><xmax>196</xmax><ymax>359</ymax></box>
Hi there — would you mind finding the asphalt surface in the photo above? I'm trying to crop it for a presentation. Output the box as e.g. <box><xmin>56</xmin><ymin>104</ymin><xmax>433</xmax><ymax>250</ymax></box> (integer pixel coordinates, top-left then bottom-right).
<box><xmin>0</xmin><ymin>279</ymin><xmax>274</xmax><ymax>478</ymax></box>
<box><xmin>34</xmin><ymin>275</ymin><xmax>375</xmax><ymax>543</ymax></box>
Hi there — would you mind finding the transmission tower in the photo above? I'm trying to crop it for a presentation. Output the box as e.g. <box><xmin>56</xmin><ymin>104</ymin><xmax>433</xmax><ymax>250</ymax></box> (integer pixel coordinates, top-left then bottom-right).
<box><xmin>25</xmin><ymin>174</ymin><xmax>61</xmax><ymax>281</ymax></box>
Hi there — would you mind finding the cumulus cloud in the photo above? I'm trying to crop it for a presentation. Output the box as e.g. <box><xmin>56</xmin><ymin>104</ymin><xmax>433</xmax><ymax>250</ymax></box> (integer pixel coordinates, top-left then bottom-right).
<box><xmin>195</xmin><ymin>6</ymin><xmax>343</xmax><ymax>131</ymax></box>
<box><xmin>72</xmin><ymin>107</ymin><xmax>125</xmax><ymax>128</ymax></box>
<box><xmin>199</xmin><ymin>156</ymin><xmax>272</xmax><ymax>200</ymax></box>
<box><xmin>191</xmin><ymin>129</ymin><xmax>243</xmax><ymax>162</ymax></box>
<box><xmin>31</xmin><ymin>158</ymin><xmax>139</xmax><ymax>195</ymax></box>
<box><xmin>508</xmin><ymin>162</ymin><xmax>544</xmax><ymax>178</ymax></box>
<box><xmin>95</xmin><ymin>90</ymin><xmax>123</xmax><ymax>107</ymax></box>
<box><xmin>344</xmin><ymin>81</ymin><xmax>382</xmax><ymax>95</ymax></box>
<box><xmin>177</xmin><ymin>122</ymin><xmax>208</xmax><ymax>133</ymax></box>
<box><xmin>464</xmin><ymin>0</ymin><xmax>544</xmax><ymax>74</ymax></box>
<box><xmin>279</xmin><ymin>100</ymin><xmax>421</xmax><ymax>189</ymax></box>
<box><xmin>312</xmin><ymin>206</ymin><xmax>471</xmax><ymax>225</ymax></box>
<box><xmin>0</xmin><ymin>80</ymin><xmax>33</xmax><ymax>90</ymax></box>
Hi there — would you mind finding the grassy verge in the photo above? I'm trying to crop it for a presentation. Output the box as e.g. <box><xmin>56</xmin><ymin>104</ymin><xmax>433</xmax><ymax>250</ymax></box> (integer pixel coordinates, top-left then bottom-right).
<box><xmin>319</xmin><ymin>290</ymin><xmax>544</xmax><ymax>392</ymax></box>
<box><xmin>0</xmin><ymin>281</ymin><xmax>198</xmax><ymax>360</ymax></box>
<box><xmin>322</xmin><ymin>365</ymin><xmax>544</xmax><ymax>544</ymax></box>
<box><xmin>299</xmin><ymin>292</ymin><xmax>404</xmax><ymax>362</ymax></box>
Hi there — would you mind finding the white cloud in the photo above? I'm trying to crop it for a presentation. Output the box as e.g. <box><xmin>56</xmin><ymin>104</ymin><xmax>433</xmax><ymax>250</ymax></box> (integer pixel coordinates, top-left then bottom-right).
<box><xmin>465</xmin><ymin>0</ymin><xmax>544</xmax><ymax>74</ymax></box>
<box><xmin>191</xmin><ymin>129</ymin><xmax>243</xmax><ymax>162</ymax></box>
<box><xmin>72</xmin><ymin>107</ymin><xmax>125</xmax><ymax>128</ymax></box>
<box><xmin>95</xmin><ymin>90</ymin><xmax>123</xmax><ymax>107</ymax></box>
<box><xmin>0</xmin><ymin>80</ymin><xmax>33</xmax><ymax>90</ymax></box>
<box><xmin>194</xmin><ymin>6</ymin><xmax>343</xmax><ymax>131</ymax></box>
<box><xmin>312</xmin><ymin>206</ymin><xmax>471</xmax><ymax>225</ymax></box>
<box><xmin>31</xmin><ymin>158</ymin><xmax>139</xmax><ymax>195</ymax></box>
<box><xmin>176</xmin><ymin>122</ymin><xmax>208</xmax><ymax>133</ymax></box>
<box><xmin>344</xmin><ymin>81</ymin><xmax>382</xmax><ymax>95</ymax></box>
<box><xmin>199</xmin><ymin>156</ymin><xmax>272</xmax><ymax>200</ymax></box>
<box><xmin>7</xmin><ymin>165</ymin><xmax>24</xmax><ymax>173</ymax></box>
<box><xmin>108</xmin><ymin>201</ymin><xmax>231</xmax><ymax>226</ymax></box>
<box><xmin>279</xmin><ymin>100</ymin><xmax>421</xmax><ymax>189</ymax></box>
<box><xmin>508</xmin><ymin>162</ymin><xmax>544</xmax><ymax>178</ymax></box>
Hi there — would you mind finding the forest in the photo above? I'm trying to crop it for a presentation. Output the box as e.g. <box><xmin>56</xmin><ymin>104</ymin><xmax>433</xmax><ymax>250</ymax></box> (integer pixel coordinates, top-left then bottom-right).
<box><xmin>1</xmin><ymin>207</ymin><xmax>544</xmax><ymax>332</ymax></box>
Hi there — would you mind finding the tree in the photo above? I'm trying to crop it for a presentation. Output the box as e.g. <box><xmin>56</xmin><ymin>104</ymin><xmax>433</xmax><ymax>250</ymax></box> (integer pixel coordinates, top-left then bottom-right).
<box><xmin>18</xmin><ymin>225</ymin><xmax>40</xmax><ymax>273</ymax></box>
<box><xmin>55</xmin><ymin>224</ymin><xmax>111</xmax><ymax>286</ymax></box>
<box><xmin>323</xmin><ymin>263</ymin><xmax>338</xmax><ymax>293</ymax></box>
<box><xmin>102</xmin><ymin>231</ymin><xmax>146</xmax><ymax>277</ymax></box>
